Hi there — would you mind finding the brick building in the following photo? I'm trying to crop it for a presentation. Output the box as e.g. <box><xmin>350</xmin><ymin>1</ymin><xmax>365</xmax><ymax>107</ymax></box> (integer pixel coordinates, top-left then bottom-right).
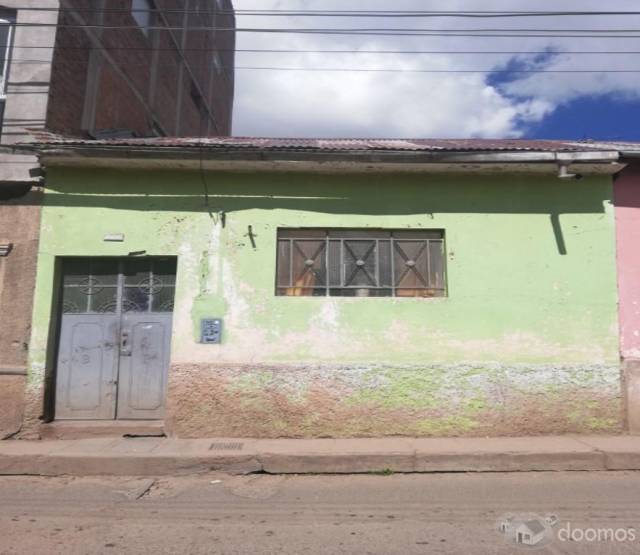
<box><xmin>48</xmin><ymin>0</ymin><xmax>235</xmax><ymax>139</ymax></box>
<box><xmin>0</xmin><ymin>1</ymin><xmax>236</xmax><ymax>438</ymax></box>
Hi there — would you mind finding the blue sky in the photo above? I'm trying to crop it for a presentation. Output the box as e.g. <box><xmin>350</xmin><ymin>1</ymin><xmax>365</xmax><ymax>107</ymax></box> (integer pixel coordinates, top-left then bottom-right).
<box><xmin>527</xmin><ymin>98</ymin><xmax>640</xmax><ymax>141</ymax></box>
<box><xmin>232</xmin><ymin>1</ymin><xmax>640</xmax><ymax>140</ymax></box>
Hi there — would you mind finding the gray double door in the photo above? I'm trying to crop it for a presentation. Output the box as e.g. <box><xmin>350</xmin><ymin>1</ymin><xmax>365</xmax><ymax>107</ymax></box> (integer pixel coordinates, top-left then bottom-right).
<box><xmin>55</xmin><ymin>258</ymin><xmax>176</xmax><ymax>421</ymax></box>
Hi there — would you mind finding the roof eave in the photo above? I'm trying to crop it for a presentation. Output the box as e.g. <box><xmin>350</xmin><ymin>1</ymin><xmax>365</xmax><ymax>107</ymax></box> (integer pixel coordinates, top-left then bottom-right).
<box><xmin>11</xmin><ymin>143</ymin><xmax>625</xmax><ymax>175</ymax></box>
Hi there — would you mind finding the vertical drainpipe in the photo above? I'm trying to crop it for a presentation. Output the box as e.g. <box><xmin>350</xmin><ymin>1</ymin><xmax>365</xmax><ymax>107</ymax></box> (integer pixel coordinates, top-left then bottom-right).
<box><xmin>174</xmin><ymin>0</ymin><xmax>191</xmax><ymax>136</ymax></box>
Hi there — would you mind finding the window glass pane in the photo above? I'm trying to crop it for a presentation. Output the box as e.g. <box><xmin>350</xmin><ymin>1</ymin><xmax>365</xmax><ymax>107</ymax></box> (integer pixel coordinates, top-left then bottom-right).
<box><xmin>122</xmin><ymin>287</ymin><xmax>150</xmax><ymax>313</ymax></box>
<box><xmin>429</xmin><ymin>240</ymin><xmax>446</xmax><ymax>291</ymax></box>
<box><xmin>89</xmin><ymin>259</ymin><xmax>118</xmax><ymax>287</ymax></box>
<box><xmin>394</xmin><ymin>241</ymin><xmax>429</xmax><ymax>289</ymax></box>
<box><xmin>330</xmin><ymin>288</ymin><xmax>391</xmax><ymax>297</ymax></box>
<box><xmin>213</xmin><ymin>52</ymin><xmax>222</xmax><ymax>74</ymax></box>
<box><xmin>291</xmin><ymin>239</ymin><xmax>326</xmax><ymax>290</ymax></box>
<box><xmin>276</xmin><ymin>229</ymin><xmax>446</xmax><ymax>298</ymax></box>
<box><xmin>152</xmin><ymin>286</ymin><xmax>175</xmax><ymax>312</ymax></box>
<box><xmin>396</xmin><ymin>288</ymin><xmax>443</xmax><ymax>298</ymax></box>
<box><xmin>378</xmin><ymin>240</ymin><xmax>392</xmax><ymax>287</ymax></box>
<box><xmin>276</xmin><ymin>239</ymin><xmax>291</xmax><ymax>287</ymax></box>
<box><xmin>132</xmin><ymin>0</ymin><xmax>152</xmax><ymax>35</ymax></box>
<box><xmin>62</xmin><ymin>259</ymin><xmax>90</xmax><ymax>286</ymax></box>
<box><xmin>393</xmin><ymin>230</ymin><xmax>443</xmax><ymax>240</ymax></box>
<box><xmin>328</xmin><ymin>240</ymin><xmax>341</xmax><ymax>287</ymax></box>
<box><xmin>279</xmin><ymin>229</ymin><xmax>325</xmax><ymax>239</ymax></box>
<box><xmin>153</xmin><ymin>258</ymin><xmax>177</xmax><ymax>286</ymax></box>
<box><xmin>89</xmin><ymin>287</ymin><xmax>118</xmax><ymax>313</ymax></box>
<box><xmin>123</xmin><ymin>258</ymin><xmax>151</xmax><ymax>286</ymax></box>
<box><xmin>343</xmin><ymin>240</ymin><xmax>377</xmax><ymax>287</ymax></box>
<box><xmin>62</xmin><ymin>286</ymin><xmax>88</xmax><ymax>313</ymax></box>
<box><xmin>278</xmin><ymin>287</ymin><xmax>326</xmax><ymax>297</ymax></box>
<box><xmin>328</xmin><ymin>229</ymin><xmax>390</xmax><ymax>239</ymax></box>
<box><xmin>60</xmin><ymin>258</ymin><xmax>178</xmax><ymax>311</ymax></box>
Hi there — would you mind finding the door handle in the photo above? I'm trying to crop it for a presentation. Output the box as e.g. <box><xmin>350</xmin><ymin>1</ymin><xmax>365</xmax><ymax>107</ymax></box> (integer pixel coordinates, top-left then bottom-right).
<box><xmin>120</xmin><ymin>329</ymin><xmax>132</xmax><ymax>357</ymax></box>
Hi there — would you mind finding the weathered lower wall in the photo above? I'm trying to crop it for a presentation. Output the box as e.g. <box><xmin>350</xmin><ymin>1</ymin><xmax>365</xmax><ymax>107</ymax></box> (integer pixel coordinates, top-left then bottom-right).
<box><xmin>28</xmin><ymin>169</ymin><xmax>622</xmax><ymax>437</ymax></box>
<box><xmin>0</xmin><ymin>375</ymin><xmax>26</xmax><ymax>439</ymax></box>
<box><xmin>166</xmin><ymin>363</ymin><xmax>622</xmax><ymax>438</ymax></box>
<box><xmin>0</xmin><ymin>186</ymin><xmax>41</xmax><ymax>438</ymax></box>
<box><xmin>0</xmin><ymin>188</ymin><xmax>41</xmax><ymax>369</ymax></box>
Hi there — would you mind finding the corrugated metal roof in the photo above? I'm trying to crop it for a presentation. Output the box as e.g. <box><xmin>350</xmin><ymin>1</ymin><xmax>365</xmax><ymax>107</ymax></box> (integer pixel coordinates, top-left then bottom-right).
<box><xmin>27</xmin><ymin>133</ymin><xmax>640</xmax><ymax>153</ymax></box>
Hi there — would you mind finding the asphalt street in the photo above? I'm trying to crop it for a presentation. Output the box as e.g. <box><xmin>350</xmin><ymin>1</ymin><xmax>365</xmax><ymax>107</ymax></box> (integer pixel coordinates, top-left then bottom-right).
<box><xmin>1</xmin><ymin>471</ymin><xmax>640</xmax><ymax>554</ymax></box>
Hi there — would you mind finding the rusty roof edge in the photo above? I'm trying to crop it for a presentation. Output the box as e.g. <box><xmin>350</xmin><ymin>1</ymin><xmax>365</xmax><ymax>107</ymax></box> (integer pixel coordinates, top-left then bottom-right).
<box><xmin>21</xmin><ymin>142</ymin><xmax>623</xmax><ymax>165</ymax></box>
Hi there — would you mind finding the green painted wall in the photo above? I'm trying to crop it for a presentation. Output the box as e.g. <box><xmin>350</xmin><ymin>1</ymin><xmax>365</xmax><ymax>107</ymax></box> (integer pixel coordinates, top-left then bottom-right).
<box><xmin>26</xmin><ymin>168</ymin><xmax>622</xmax><ymax>437</ymax></box>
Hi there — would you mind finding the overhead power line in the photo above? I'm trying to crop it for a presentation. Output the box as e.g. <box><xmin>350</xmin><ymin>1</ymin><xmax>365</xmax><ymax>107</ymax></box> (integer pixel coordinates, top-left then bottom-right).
<box><xmin>3</xmin><ymin>58</ymin><xmax>640</xmax><ymax>74</ymax></box>
<box><xmin>5</xmin><ymin>46</ymin><xmax>640</xmax><ymax>56</ymax></box>
<box><xmin>235</xmin><ymin>67</ymin><xmax>640</xmax><ymax>74</ymax></box>
<box><xmin>226</xmin><ymin>10</ymin><xmax>640</xmax><ymax>19</ymax></box>
<box><xmin>11</xmin><ymin>23</ymin><xmax>640</xmax><ymax>32</ymax></box>
<box><xmin>223</xmin><ymin>10</ymin><xmax>640</xmax><ymax>17</ymax></box>
<box><xmin>5</xmin><ymin>23</ymin><xmax>640</xmax><ymax>39</ymax></box>
<box><xmin>7</xmin><ymin>7</ymin><xmax>640</xmax><ymax>18</ymax></box>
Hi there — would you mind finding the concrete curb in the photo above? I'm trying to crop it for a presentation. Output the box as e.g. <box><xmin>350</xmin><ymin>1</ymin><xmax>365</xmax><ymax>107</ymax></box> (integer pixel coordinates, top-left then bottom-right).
<box><xmin>0</xmin><ymin>436</ymin><xmax>638</xmax><ymax>476</ymax></box>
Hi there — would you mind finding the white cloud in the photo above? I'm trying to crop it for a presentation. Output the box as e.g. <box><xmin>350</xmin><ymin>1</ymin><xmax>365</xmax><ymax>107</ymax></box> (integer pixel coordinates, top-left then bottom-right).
<box><xmin>230</xmin><ymin>0</ymin><xmax>640</xmax><ymax>137</ymax></box>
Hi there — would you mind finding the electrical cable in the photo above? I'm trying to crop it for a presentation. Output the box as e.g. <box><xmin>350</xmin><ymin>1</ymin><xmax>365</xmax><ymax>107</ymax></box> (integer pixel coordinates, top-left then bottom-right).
<box><xmin>9</xmin><ymin>23</ymin><xmax>640</xmax><ymax>36</ymax></box>
<box><xmin>2</xmin><ymin>45</ymin><xmax>640</xmax><ymax>56</ymax></box>
<box><xmin>2</xmin><ymin>59</ymin><xmax>640</xmax><ymax>73</ymax></box>
<box><xmin>7</xmin><ymin>7</ymin><xmax>640</xmax><ymax>18</ymax></box>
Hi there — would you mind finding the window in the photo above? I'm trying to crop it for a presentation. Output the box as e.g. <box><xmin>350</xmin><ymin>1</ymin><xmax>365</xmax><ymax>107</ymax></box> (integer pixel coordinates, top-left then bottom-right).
<box><xmin>0</xmin><ymin>17</ymin><xmax>14</xmax><ymax>135</ymax></box>
<box><xmin>212</xmin><ymin>52</ymin><xmax>222</xmax><ymax>74</ymax></box>
<box><xmin>61</xmin><ymin>258</ymin><xmax>176</xmax><ymax>314</ymax></box>
<box><xmin>276</xmin><ymin>229</ymin><xmax>446</xmax><ymax>298</ymax></box>
<box><xmin>132</xmin><ymin>0</ymin><xmax>152</xmax><ymax>37</ymax></box>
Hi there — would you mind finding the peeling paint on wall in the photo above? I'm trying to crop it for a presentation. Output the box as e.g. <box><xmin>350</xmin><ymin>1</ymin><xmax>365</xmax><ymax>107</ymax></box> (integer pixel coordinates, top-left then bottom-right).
<box><xmin>25</xmin><ymin>168</ymin><xmax>621</xmax><ymax>437</ymax></box>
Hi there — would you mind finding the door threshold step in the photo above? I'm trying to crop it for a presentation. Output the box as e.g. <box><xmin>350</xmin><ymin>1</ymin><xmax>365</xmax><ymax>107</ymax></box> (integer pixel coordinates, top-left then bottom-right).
<box><xmin>39</xmin><ymin>420</ymin><xmax>165</xmax><ymax>440</ymax></box>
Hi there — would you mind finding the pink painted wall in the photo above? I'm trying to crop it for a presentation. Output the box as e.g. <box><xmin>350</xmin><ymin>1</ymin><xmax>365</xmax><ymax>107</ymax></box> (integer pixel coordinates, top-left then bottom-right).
<box><xmin>615</xmin><ymin>163</ymin><xmax>640</xmax><ymax>360</ymax></box>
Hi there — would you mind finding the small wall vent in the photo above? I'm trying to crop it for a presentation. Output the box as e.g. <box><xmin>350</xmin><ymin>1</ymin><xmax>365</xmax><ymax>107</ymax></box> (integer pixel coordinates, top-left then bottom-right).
<box><xmin>0</xmin><ymin>243</ymin><xmax>13</xmax><ymax>256</ymax></box>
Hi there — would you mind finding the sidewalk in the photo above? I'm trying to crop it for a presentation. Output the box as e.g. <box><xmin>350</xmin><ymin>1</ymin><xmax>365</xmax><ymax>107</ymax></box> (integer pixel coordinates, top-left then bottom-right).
<box><xmin>0</xmin><ymin>435</ymin><xmax>639</xmax><ymax>476</ymax></box>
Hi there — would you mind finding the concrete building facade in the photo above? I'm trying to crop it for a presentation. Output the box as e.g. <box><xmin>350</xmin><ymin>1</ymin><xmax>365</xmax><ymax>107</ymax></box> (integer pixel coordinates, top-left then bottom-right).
<box><xmin>17</xmin><ymin>137</ymin><xmax>640</xmax><ymax>439</ymax></box>
<box><xmin>0</xmin><ymin>1</ymin><xmax>236</xmax><ymax>438</ymax></box>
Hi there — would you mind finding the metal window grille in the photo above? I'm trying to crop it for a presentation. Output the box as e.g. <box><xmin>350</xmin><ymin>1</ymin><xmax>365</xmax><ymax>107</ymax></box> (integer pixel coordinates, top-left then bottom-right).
<box><xmin>61</xmin><ymin>258</ymin><xmax>177</xmax><ymax>314</ymax></box>
<box><xmin>276</xmin><ymin>229</ymin><xmax>446</xmax><ymax>298</ymax></box>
